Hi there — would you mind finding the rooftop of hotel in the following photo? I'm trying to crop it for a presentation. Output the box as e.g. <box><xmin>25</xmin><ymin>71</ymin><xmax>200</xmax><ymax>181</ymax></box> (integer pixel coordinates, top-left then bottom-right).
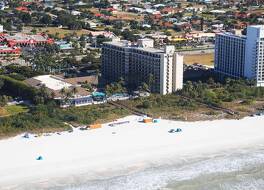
<box><xmin>104</xmin><ymin>40</ymin><xmax>165</xmax><ymax>53</ymax></box>
<box><xmin>217</xmin><ymin>32</ymin><xmax>246</xmax><ymax>39</ymax></box>
<box><xmin>134</xmin><ymin>46</ymin><xmax>164</xmax><ymax>53</ymax></box>
<box><xmin>249</xmin><ymin>25</ymin><xmax>264</xmax><ymax>29</ymax></box>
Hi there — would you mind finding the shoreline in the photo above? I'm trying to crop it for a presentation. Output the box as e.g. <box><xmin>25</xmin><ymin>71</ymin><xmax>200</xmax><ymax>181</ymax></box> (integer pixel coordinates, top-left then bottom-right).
<box><xmin>1</xmin><ymin>115</ymin><xmax>264</xmax><ymax>189</ymax></box>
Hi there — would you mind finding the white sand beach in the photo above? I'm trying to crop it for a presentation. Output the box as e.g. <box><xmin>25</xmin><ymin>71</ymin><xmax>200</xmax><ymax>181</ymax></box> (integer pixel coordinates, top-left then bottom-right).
<box><xmin>1</xmin><ymin>115</ymin><xmax>264</xmax><ymax>189</ymax></box>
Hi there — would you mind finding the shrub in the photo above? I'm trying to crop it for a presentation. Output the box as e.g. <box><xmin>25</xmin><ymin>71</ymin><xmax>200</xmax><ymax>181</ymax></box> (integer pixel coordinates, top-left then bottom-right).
<box><xmin>0</xmin><ymin>75</ymin><xmax>37</xmax><ymax>101</ymax></box>
<box><xmin>142</xmin><ymin>100</ymin><xmax>151</xmax><ymax>109</ymax></box>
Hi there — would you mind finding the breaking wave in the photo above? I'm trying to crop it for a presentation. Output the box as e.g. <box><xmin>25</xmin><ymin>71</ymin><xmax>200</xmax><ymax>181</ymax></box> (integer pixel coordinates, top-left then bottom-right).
<box><xmin>49</xmin><ymin>146</ymin><xmax>264</xmax><ymax>190</ymax></box>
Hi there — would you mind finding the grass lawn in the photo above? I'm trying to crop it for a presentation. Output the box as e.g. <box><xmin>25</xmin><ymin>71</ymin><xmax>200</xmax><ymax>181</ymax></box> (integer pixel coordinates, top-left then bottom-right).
<box><xmin>113</xmin><ymin>11</ymin><xmax>144</xmax><ymax>21</ymax></box>
<box><xmin>0</xmin><ymin>105</ymin><xmax>29</xmax><ymax>117</ymax></box>
<box><xmin>25</xmin><ymin>27</ymin><xmax>92</xmax><ymax>38</ymax></box>
<box><xmin>184</xmin><ymin>53</ymin><xmax>214</xmax><ymax>66</ymax></box>
<box><xmin>0</xmin><ymin>107</ymin><xmax>8</xmax><ymax>116</ymax></box>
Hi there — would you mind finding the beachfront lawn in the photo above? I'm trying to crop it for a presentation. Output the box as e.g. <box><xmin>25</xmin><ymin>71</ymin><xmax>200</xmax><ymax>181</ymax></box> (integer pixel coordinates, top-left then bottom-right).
<box><xmin>5</xmin><ymin>105</ymin><xmax>29</xmax><ymax>115</ymax></box>
<box><xmin>0</xmin><ymin>105</ymin><xmax>29</xmax><ymax>117</ymax></box>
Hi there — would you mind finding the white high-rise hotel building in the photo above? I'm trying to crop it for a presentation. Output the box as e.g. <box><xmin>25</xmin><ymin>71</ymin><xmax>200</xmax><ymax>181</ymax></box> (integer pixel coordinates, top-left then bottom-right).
<box><xmin>215</xmin><ymin>25</ymin><xmax>264</xmax><ymax>86</ymax></box>
<box><xmin>101</xmin><ymin>38</ymin><xmax>183</xmax><ymax>95</ymax></box>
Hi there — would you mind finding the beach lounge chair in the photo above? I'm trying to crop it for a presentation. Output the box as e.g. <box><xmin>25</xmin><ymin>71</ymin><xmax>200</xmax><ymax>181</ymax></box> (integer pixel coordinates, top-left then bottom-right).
<box><xmin>36</xmin><ymin>156</ymin><xmax>43</xmax><ymax>160</ymax></box>
<box><xmin>176</xmin><ymin>128</ymin><xmax>182</xmax><ymax>132</ymax></box>
<box><xmin>23</xmin><ymin>133</ymin><xmax>29</xmax><ymax>138</ymax></box>
<box><xmin>168</xmin><ymin>128</ymin><xmax>182</xmax><ymax>133</ymax></box>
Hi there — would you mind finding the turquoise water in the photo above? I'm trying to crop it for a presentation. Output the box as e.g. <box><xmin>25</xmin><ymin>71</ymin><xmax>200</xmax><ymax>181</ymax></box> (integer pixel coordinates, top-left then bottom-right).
<box><xmin>92</xmin><ymin>92</ymin><xmax>105</xmax><ymax>97</ymax></box>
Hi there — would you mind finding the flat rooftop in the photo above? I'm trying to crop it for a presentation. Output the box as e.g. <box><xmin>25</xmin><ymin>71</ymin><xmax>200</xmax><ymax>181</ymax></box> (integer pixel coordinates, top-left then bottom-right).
<box><xmin>33</xmin><ymin>75</ymin><xmax>72</xmax><ymax>91</ymax></box>
<box><xmin>104</xmin><ymin>40</ymin><xmax>130</xmax><ymax>47</ymax></box>
<box><xmin>5</xmin><ymin>33</ymin><xmax>49</xmax><ymax>42</ymax></box>
<box><xmin>104</xmin><ymin>40</ymin><xmax>165</xmax><ymax>53</ymax></box>
<box><xmin>136</xmin><ymin>47</ymin><xmax>164</xmax><ymax>53</ymax></box>
<box><xmin>249</xmin><ymin>25</ymin><xmax>264</xmax><ymax>30</ymax></box>
<box><xmin>217</xmin><ymin>32</ymin><xmax>246</xmax><ymax>39</ymax></box>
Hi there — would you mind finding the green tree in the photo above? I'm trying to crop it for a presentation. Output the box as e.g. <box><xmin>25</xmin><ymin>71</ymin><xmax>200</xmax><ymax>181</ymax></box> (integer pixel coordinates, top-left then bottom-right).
<box><xmin>141</xmin><ymin>82</ymin><xmax>150</xmax><ymax>92</ymax></box>
<box><xmin>147</xmin><ymin>74</ymin><xmax>155</xmax><ymax>92</ymax></box>
<box><xmin>40</xmin><ymin>14</ymin><xmax>52</xmax><ymax>25</ymax></box>
<box><xmin>0</xmin><ymin>79</ymin><xmax>3</xmax><ymax>90</ymax></box>
<box><xmin>142</xmin><ymin>100</ymin><xmax>151</xmax><ymax>109</ymax></box>
<box><xmin>19</xmin><ymin>13</ymin><xmax>32</xmax><ymax>24</ymax></box>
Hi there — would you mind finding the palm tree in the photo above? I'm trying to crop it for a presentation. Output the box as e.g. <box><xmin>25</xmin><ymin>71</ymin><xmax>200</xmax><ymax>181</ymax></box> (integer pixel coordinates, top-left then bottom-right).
<box><xmin>0</xmin><ymin>79</ymin><xmax>4</xmax><ymax>90</ymax></box>
<box><xmin>39</xmin><ymin>84</ymin><xmax>49</xmax><ymax>100</ymax></box>
<box><xmin>59</xmin><ymin>87</ymin><xmax>67</xmax><ymax>106</ymax></box>
<box><xmin>71</xmin><ymin>86</ymin><xmax>78</xmax><ymax>96</ymax></box>
<box><xmin>65</xmin><ymin>90</ymin><xmax>73</xmax><ymax>106</ymax></box>
<box><xmin>60</xmin><ymin>87</ymin><xmax>66</xmax><ymax>98</ymax></box>
<box><xmin>51</xmin><ymin>91</ymin><xmax>56</xmax><ymax>99</ymax></box>
<box><xmin>147</xmin><ymin>74</ymin><xmax>155</xmax><ymax>92</ymax></box>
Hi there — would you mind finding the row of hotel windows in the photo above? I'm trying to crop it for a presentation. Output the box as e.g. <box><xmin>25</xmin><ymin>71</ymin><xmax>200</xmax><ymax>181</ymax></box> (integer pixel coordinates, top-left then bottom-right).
<box><xmin>103</xmin><ymin>56</ymin><xmax>161</xmax><ymax>64</ymax></box>
<box><xmin>130</xmin><ymin>50</ymin><xmax>161</xmax><ymax>58</ymax></box>
<box><xmin>104</xmin><ymin>52</ymin><xmax>161</xmax><ymax>61</ymax></box>
<box><xmin>104</xmin><ymin>45</ymin><xmax>126</xmax><ymax>52</ymax></box>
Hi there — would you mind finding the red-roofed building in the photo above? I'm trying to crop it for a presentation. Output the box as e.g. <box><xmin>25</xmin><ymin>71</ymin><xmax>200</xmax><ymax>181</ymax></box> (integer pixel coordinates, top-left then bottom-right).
<box><xmin>0</xmin><ymin>46</ymin><xmax>21</xmax><ymax>57</ymax></box>
<box><xmin>234</xmin><ymin>22</ymin><xmax>248</xmax><ymax>29</ymax></box>
<box><xmin>0</xmin><ymin>33</ymin><xmax>7</xmax><ymax>42</ymax></box>
<box><xmin>151</xmin><ymin>13</ymin><xmax>162</xmax><ymax>20</ymax></box>
<box><xmin>94</xmin><ymin>13</ymin><xmax>103</xmax><ymax>17</ymax></box>
<box><xmin>20</xmin><ymin>2</ymin><xmax>33</xmax><ymax>6</ymax></box>
<box><xmin>162</xmin><ymin>22</ymin><xmax>173</xmax><ymax>28</ymax></box>
<box><xmin>2</xmin><ymin>33</ymin><xmax>54</xmax><ymax>47</ymax></box>
<box><xmin>106</xmin><ymin>8</ymin><xmax>117</xmax><ymax>13</ymax></box>
<box><xmin>15</xmin><ymin>6</ymin><xmax>29</xmax><ymax>12</ymax></box>
<box><xmin>160</xmin><ymin>7</ymin><xmax>182</xmax><ymax>15</ymax></box>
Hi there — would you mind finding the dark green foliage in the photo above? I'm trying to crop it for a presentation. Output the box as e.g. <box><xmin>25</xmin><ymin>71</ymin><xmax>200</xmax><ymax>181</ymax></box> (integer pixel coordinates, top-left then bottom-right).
<box><xmin>0</xmin><ymin>75</ymin><xmax>38</xmax><ymax>101</ymax></box>
<box><xmin>105</xmin><ymin>78</ymin><xmax>127</xmax><ymax>95</ymax></box>
<box><xmin>135</xmin><ymin>94</ymin><xmax>197</xmax><ymax>111</ymax></box>
<box><xmin>4</xmin><ymin>65</ymin><xmax>44</xmax><ymax>79</ymax></box>
<box><xmin>180</xmin><ymin>79</ymin><xmax>264</xmax><ymax>106</ymax></box>
<box><xmin>0</xmin><ymin>76</ymin><xmax>53</xmax><ymax>104</ymax></box>
<box><xmin>96</xmin><ymin>35</ymin><xmax>111</xmax><ymax>46</ymax></box>
<box><xmin>40</xmin><ymin>14</ymin><xmax>52</xmax><ymax>25</ymax></box>
<box><xmin>121</xmin><ymin>29</ymin><xmax>140</xmax><ymax>42</ymax></box>
<box><xmin>0</xmin><ymin>95</ymin><xmax>12</xmax><ymax>106</ymax></box>
<box><xmin>0</xmin><ymin>103</ymin><xmax>129</xmax><ymax>136</ymax></box>
<box><xmin>55</xmin><ymin>11</ymin><xmax>84</xmax><ymax>30</ymax></box>
<box><xmin>142</xmin><ymin>100</ymin><xmax>151</xmax><ymax>109</ymax></box>
<box><xmin>7</xmin><ymin>73</ymin><xmax>26</xmax><ymax>81</ymax></box>
<box><xmin>18</xmin><ymin>12</ymin><xmax>32</xmax><ymax>24</ymax></box>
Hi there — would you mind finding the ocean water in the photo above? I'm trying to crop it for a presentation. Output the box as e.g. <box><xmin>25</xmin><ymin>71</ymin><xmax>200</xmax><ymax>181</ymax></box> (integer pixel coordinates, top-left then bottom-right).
<box><xmin>46</xmin><ymin>145</ymin><xmax>264</xmax><ymax>190</ymax></box>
